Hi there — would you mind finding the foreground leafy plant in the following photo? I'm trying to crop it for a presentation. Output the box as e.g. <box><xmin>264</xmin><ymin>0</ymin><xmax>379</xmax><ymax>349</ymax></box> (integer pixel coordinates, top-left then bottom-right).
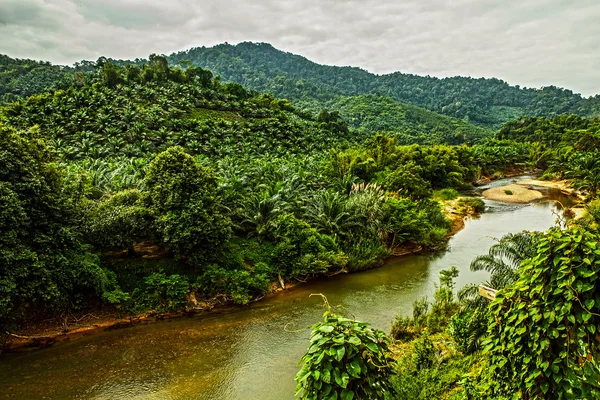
<box><xmin>295</xmin><ymin>296</ymin><xmax>396</xmax><ymax>399</ymax></box>
<box><xmin>483</xmin><ymin>227</ymin><xmax>600</xmax><ymax>399</ymax></box>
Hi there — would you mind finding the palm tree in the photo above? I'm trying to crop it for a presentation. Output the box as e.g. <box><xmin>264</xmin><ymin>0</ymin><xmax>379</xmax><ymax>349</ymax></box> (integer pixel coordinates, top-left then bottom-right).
<box><xmin>566</xmin><ymin>152</ymin><xmax>600</xmax><ymax>199</ymax></box>
<box><xmin>454</xmin><ymin>231</ymin><xmax>541</xmax><ymax>353</ymax></box>
<box><xmin>238</xmin><ymin>191</ymin><xmax>289</xmax><ymax>240</ymax></box>
<box><xmin>303</xmin><ymin>190</ymin><xmax>357</xmax><ymax>238</ymax></box>
<box><xmin>469</xmin><ymin>231</ymin><xmax>540</xmax><ymax>289</ymax></box>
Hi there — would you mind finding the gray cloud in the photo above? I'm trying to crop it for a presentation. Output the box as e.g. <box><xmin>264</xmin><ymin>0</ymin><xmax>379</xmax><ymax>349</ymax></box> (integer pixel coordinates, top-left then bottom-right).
<box><xmin>0</xmin><ymin>0</ymin><xmax>598</xmax><ymax>96</ymax></box>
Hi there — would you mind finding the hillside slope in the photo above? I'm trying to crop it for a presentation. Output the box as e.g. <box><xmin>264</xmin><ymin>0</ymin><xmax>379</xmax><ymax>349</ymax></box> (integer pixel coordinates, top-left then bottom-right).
<box><xmin>0</xmin><ymin>51</ymin><xmax>493</xmax><ymax>144</ymax></box>
<box><xmin>169</xmin><ymin>42</ymin><xmax>600</xmax><ymax>128</ymax></box>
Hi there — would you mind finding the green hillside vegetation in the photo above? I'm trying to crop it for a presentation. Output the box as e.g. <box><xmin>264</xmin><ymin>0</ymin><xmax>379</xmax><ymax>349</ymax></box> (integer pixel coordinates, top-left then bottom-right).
<box><xmin>2</xmin><ymin>56</ymin><xmax>599</xmax><ymax>333</ymax></box>
<box><xmin>498</xmin><ymin>115</ymin><xmax>600</xmax><ymax>196</ymax></box>
<box><xmin>169</xmin><ymin>42</ymin><xmax>600</xmax><ymax>128</ymax></box>
<box><xmin>329</xmin><ymin>94</ymin><xmax>490</xmax><ymax>145</ymax></box>
<box><xmin>1</xmin><ymin>57</ymin><xmax>499</xmax><ymax>331</ymax></box>
<box><xmin>0</xmin><ymin>51</ymin><xmax>493</xmax><ymax>145</ymax></box>
<box><xmin>0</xmin><ymin>54</ymin><xmax>94</xmax><ymax>103</ymax></box>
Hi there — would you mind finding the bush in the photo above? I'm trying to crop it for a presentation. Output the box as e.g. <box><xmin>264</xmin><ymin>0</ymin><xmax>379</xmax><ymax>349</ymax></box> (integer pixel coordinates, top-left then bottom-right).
<box><xmin>295</xmin><ymin>303</ymin><xmax>396</xmax><ymax>399</ymax></box>
<box><xmin>85</xmin><ymin>189</ymin><xmax>150</xmax><ymax>249</ymax></box>
<box><xmin>482</xmin><ymin>227</ymin><xmax>600</xmax><ymax>398</ymax></box>
<box><xmin>392</xmin><ymin>336</ymin><xmax>477</xmax><ymax>400</ymax></box>
<box><xmin>412</xmin><ymin>335</ymin><xmax>438</xmax><ymax>370</ymax></box>
<box><xmin>503</xmin><ymin>189</ymin><xmax>513</xmax><ymax>195</ymax></box>
<box><xmin>272</xmin><ymin>214</ymin><xmax>347</xmax><ymax>280</ymax></box>
<box><xmin>131</xmin><ymin>272</ymin><xmax>190</xmax><ymax>312</ymax></box>
<box><xmin>343</xmin><ymin>233</ymin><xmax>388</xmax><ymax>271</ymax></box>
<box><xmin>196</xmin><ymin>262</ymin><xmax>272</xmax><ymax>304</ymax></box>
<box><xmin>391</xmin><ymin>268</ymin><xmax>459</xmax><ymax>340</ymax></box>
<box><xmin>434</xmin><ymin>188</ymin><xmax>460</xmax><ymax>200</ymax></box>
<box><xmin>456</xmin><ymin>197</ymin><xmax>485</xmax><ymax>214</ymax></box>
<box><xmin>447</xmin><ymin>308</ymin><xmax>487</xmax><ymax>354</ymax></box>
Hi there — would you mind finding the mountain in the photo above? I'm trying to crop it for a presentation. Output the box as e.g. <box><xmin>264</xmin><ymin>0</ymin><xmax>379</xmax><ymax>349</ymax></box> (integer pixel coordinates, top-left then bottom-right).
<box><xmin>168</xmin><ymin>42</ymin><xmax>600</xmax><ymax>129</ymax></box>
<box><xmin>328</xmin><ymin>94</ymin><xmax>490</xmax><ymax>145</ymax></box>
<box><xmin>3</xmin><ymin>41</ymin><xmax>598</xmax><ymax>142</ymax></box>
<box><xmin>0</xmin><ymin>51</ymin><xmax>493</xmax><ymax>145</ymax></box>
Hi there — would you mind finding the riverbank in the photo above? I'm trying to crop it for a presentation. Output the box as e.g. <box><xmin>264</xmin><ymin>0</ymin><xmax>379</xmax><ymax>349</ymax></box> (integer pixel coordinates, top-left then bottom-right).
<box><xmin>482</xmin><ymin>179</ymin><xmax>582</xmax><ymax>204</ymax></box>
<box><xmin>1</xmin><ymin>197</ymin><xmax>481</xmax><ymax>353</ymax></box>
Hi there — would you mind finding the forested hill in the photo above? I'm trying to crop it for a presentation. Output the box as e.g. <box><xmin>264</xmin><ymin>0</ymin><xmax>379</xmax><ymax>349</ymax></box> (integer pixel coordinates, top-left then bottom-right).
<box><xmin>168</xmin><ymin>42</ymin><xmax>600</xmax><ymax>128</ymax></box>
<box><xmin>0</xmin><ymin>52</ymin><xmax>491</xmax><ymax>145</ymax></box>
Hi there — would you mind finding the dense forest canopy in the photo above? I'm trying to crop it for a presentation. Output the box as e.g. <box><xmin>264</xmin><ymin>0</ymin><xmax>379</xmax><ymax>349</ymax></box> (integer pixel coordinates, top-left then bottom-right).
<box><xmin>168</xmin><ymin>42</ymin><xmax>600</xmax><ymax>128</ymax></box>
<box><xmin>3</xmin><ymin>41</ymin><xmax>599</xmax><ymax>141</ymax></box>
<box><xmin>1</xmin><ymin>54</ymin><xmax>599</xmax><ymax>328</ymax></box>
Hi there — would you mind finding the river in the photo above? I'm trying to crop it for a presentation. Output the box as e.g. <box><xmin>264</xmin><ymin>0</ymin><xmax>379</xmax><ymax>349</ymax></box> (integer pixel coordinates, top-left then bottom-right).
<box><xmin>0</xmin><ymin>181</ymin><xmax>575</xmax><ymax>400</ymax></box>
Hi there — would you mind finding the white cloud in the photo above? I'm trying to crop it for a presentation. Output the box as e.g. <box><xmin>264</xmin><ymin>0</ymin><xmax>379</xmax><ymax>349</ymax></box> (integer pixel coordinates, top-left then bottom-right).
<box><xmin>0</xmin><ymin>0</ymin><xmax>598</xmax><ymax>96</ymax></box>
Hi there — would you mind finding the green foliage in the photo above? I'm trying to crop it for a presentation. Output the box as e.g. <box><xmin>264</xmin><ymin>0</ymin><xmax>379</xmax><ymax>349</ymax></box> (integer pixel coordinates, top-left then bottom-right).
<box><xmin>456</xmin><ymin>197</ymin><xmax>485</xmax><ymax>214</ymax></box>
<box><xmin>0</xmin><ymin>126</ymin><xmax>116</xmax><ymax>324</ymax></box>
<box><xmin>272</xmin><ymin>214</ymin><xmax>347</xmax><ymax>280</ymax></box>
<box><xmin>383</xmin><ymin>163</ymin><xmax>433</xmax><ymax>200</ymax></box>
<box><xmin>504</xmin><ymin>189</ymin><xmax>513</xmax><ymax>195</ymax></box>
<box><xmin>391</xmin><ymin>298</ymin><xmax>430</xmax><ymax>341</ymax></box>
<box><xmin>391</xmin><ymin>332</ymin><xmax>478</xmax><ymax>400</ymax></box>
<box><xmin>169</xmin><ymin>42</ymin><xmax>600</xmax><ymax>129</ymax></box>
<box><xmin>295</xmin><ymin>304</ymin><xmax>396</xmax><ymax>399</ymax></box>
<box><xmin>391</xmin><ymin>268</ymin><xmax>459</xmax><ymax>340</ymax></box>
<box><xmin>144</xmin><ymin>147</ymin><xmax>232</xmax><ymax>265</ymax></box>
<box><xmin>196</xmin><ymin>262</ymin><xmax>272</xmax><ymax>305</ymax></box>
<box><xmin>85</xmin><ymin>189</ymin><xmax>150</xmax><ymax>249</ymax></box>
<box><xmin>447</xmin><ymin>307</ymin><xmax>488</xmax><ymax>354</ymax></box>
<box><xmin>434</xmin><ymin>188</ymin><xmax>460</xmax><ymax>200</ymax></box>
<box><xmin>131</xmin><ymin>272</ymin><xmax>190</xmax><ymax>313</ymax></box>
<box><xmin>328</xmin><ymin>94</ymin><xmax>491</xmax><ymax>145</ymax></box>
<box><xmin>482</xmin><ymin>227</ymin><xmax>600</xmax><ymax>399</ymax></box>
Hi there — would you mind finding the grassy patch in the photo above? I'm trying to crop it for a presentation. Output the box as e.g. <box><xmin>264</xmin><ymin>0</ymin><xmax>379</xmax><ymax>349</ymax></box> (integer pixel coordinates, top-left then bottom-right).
<box><xmin>434</xmin><ymin>188</ymin><xmax>460</xmax><ymax>201</ymax></box>
<box><xmin>186</xmin><ymin>107</ymin><xmax>243</xmax><ymax>121</ymax></box>
<box><xmin>391</xmin><ymin>333</ymin><xmax>479</xmax><ymax>400</ymax></box>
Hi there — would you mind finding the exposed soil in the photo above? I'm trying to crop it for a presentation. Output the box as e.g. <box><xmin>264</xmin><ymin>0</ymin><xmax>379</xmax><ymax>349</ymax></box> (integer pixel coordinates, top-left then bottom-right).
<box><xmin>482</xmin><ymin>184</ymin><xmax>544</xmax><ymax>203</ymax></box>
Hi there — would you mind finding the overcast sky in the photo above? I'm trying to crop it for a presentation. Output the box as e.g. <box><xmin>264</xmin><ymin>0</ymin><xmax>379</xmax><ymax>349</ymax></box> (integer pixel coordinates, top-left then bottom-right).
<box><xmin>1</xmin><ymin>0</ymin><xmax>598</xmax><ymax>96</ymax></box>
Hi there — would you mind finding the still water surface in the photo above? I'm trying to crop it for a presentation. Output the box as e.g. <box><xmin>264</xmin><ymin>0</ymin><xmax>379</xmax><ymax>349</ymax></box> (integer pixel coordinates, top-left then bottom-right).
<box><xmin>0</xmin><ymin>184</ymin><xmax>572</xmax><ymax>399</ymax></box>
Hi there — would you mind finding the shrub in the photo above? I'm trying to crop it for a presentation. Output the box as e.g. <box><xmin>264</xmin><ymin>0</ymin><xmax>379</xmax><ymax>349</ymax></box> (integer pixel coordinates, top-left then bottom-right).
<box><xmin>447</xmin><ymin>308</ymin><xmax>487</xmax><ymax>354</ymax></box>
<box><xmin>456</xmin><ymin>197</ymin><xmax>485</xmax><ymax>214</ymax></box>
<box><xmin>482</xmin><ymin>227</ymin><xmax>600</xmax><ymax>398</ymax></box>
<box><xmin>295</xmin><ymin>301</ymin><xmax>396</xmax><ymax>399</ymax></box>
<box><xmin>272</xmin><ymin>214</ymin><xmax>347</xmax><ymax>280</ymax></box>
<box><xmin>434</xmin><ymin>188</ymin><xmax>460</xmax><ymax>200</ymax></box>
<box><xmin>196</xmin><ymin>262</ymin><xmax>272</xmax><ymax>305</ymax></box>
<box><xmin>503</xmin><ymin>189</ymin><xmax>513</xmax><ymax>195</ymax></box>
<box><xmin>85</xmin><ymin>189</ymin><xmax>151</xmax><ymax>249</ymax></box>
<box><xmin>412</xmin><ymin>335</ymin><xmax>437</xmax><ymax>370</ymax></box>
<box><xmin>131</xmin><ymin>272</ymin><xmax>190</xmax><ymax>312</ymax></box>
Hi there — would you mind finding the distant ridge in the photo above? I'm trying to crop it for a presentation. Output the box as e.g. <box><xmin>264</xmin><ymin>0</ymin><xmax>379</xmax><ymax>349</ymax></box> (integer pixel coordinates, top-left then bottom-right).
<box><xmin>168</xmin><ymin>42</ymin><xmax>600</xmax><ymax>129</ymax></box>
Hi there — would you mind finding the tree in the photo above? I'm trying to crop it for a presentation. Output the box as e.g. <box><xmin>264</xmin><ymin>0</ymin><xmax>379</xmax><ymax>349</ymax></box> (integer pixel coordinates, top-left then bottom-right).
<box><xmin>85</xmin><ymin>189</ymin><xmax>151</xmax><ymax>250</ymax></box>
<box><xmin>0</xmin><ymin>126</ymin><xmax>113</xmax><ymax>325</ymax></box>
<box><xmin>144</xmin><ymin>147</ymin><xmax>232</xmax><ymax>265</ymax></box>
